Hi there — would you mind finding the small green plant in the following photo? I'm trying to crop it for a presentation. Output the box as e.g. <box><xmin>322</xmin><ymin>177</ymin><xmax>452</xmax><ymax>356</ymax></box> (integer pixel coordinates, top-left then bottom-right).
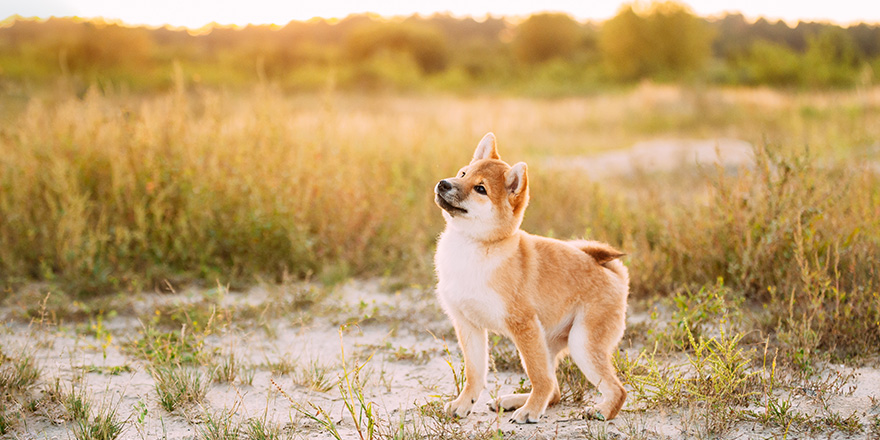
<box><xmin>818</xmin><ymin>410</ymin><xmax>862</xmax><ymax>435</ymax></box>
<box><xmin>71</xmin><ymin>395</ymin><xmax>125</xmax><ymax>440</ymax></box>
<box><xmin>583</xmin><ymin>422</ymin><xmax>612</xmax><ymax>440</ymax></box>
<box><xmin>199</xmin><ymin>410</ymin><xmax>239</xmax><ymax>440</ymax></box>
<box><xmin>434</xmin><ymin>335</ymin><xmax>465</xmax><ymax>396</ymax></box>
<box><xmin>132</xmin><ymin>400</ymin><xmax>148</xmax><ymax>439</ymax></box>
<box><xmin>265</xmin><ymin>356</ymin><xmax>297</xmax><ymax>376</ymax></box>
<box><xmin>78</xmin><ymin>365</ymin><xmax>133</xmax><ymax>375</ymax></box>
<box><xmin>272</xmin><ymin>379</ymin><xmax>342</xmax><ymax>440</ymax></box>
<box><xmin>240</xmin><ymin>364</ymin><xmax>256</xmax><ymax>386</ymax></box>
<box><xmin>294</xmin><ymin>359</ymin><xmax>335</xmax><ymax>393</ymax></box>
<box><xmin>614</xmin><ymin>346</ymin><xmax>686</xmax><ymax>408</ymax></box>
<box><xmin>0</xmin><ymin>349</ymin><xmax>41</xmax><ymax>395</ymax></box>
<box><xmin>658</xmin><ymin>278</ymin><xmax>743</xmax><ymax>350</ymax></box>
<box><xmin>278</xmin><ymin>329</ymin><xmax>377</xmax><ymax>440</ymax></box>
<box><xmin>0</xmin><ymin>406</ymin><xmax>17</xmax><ymax>435</ymax></box>
<box><xmin>127</xmin><ymin>324</ymin><xmax>206</xmax><ymax>366</ymax></box>
<box><xmin>685</xmin><ymin>327</ymin><xmax>758</xmax><ymax>406</ymax></box>
<box><xmin>243</xmin><ymin>417</ymin><xmax>284</xmax><ymax>440</ymax></box>
<box><xmin>513</xmin><ymin>377</ymin><xmax>530</xmax><ymax>395</ymax></box>
<box><xmin>556</xmin><ymin>357</ymin><xmax>591</xmax><ymax>402</ymax></box>
<box><xmin>749</xmin><ymin>395</ymin><xmax>811</xmax><ymax>434</ymax></box>
<box><xmin>416</xmin><ymin>400</ymin><xmax>454</xmax><ymax>424</ymax></box>
<box><xmin>150</xmin><ymin>365</ymin><xmax>207</xmax><ymax>412</ymax></box>
<box><xmin>413</xmin><ymin>399</ymin><xmax>505</xmax><ymax>439</ymax></box>
<box><xmin>90</xmin><ymin>311</ymin><xmax>115</xmax><ymax>360</ymax></box>
<box><xmin>209</xmin><ymin>353</ymin><xmax>239</xmax><ymax>383</ymax></box>
<box><xmin>389</xmin><ymin>346</ymin><xmax>432</xmax><ymax>365</ymax></box>
<box><xmin>335</xmin><ymin>328</ymin><xmax>376</xmax><ymax>440</ymax></box>
<box><xmin>766</xmin><ymin>397</ymin><xmax>793</xmax><ymax>427</ymax></box>
<box><xmin>64</xmin><ymin>385</ymin><xmax>91</xmax><ymax>422</ymax></box>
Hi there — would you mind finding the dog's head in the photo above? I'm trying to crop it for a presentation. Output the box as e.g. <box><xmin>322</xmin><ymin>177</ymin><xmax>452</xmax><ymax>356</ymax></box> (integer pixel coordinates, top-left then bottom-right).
<box><xmin>434</xmin><ymin>133</ymin><xmax>529</xmax><ymax>241</ymax></box>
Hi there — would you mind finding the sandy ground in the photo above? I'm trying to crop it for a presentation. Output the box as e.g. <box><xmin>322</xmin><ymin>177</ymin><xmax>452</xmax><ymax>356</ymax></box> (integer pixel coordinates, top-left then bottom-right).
<box><xmin>2</xmin><ymin>278</ymin><xmax>879</xmax><ymax>440</ymax></box>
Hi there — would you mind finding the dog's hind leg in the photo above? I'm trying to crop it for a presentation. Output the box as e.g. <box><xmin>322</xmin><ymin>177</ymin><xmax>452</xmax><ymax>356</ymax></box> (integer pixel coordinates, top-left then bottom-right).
<box><xmin>567</xmin><ymin>311</ymin><xmax>626</xmax><ymax>421</ymax></box>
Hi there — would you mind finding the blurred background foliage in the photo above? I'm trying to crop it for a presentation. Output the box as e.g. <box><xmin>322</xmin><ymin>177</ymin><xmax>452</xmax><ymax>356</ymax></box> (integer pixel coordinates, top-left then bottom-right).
<box><xmin>2</xmin><ymin>1</ymin><xmax>880</xmax><ymax>94</ymax></box>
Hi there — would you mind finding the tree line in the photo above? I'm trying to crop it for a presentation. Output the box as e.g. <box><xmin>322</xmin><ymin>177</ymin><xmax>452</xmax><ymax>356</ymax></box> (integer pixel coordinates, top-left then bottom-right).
<box><xmin>1</xmin><ymin>1</ymin><xmax>879</xmax><ymax>92</ymax></box>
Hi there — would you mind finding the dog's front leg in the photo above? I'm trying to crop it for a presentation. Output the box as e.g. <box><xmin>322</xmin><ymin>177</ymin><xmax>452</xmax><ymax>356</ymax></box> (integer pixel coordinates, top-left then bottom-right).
<box><xmin>444</xmin><ymin>318</ymin><xmax>488</xmax><ymax>418</ymax></box>
<box><xmin>507</xmin><ymin>315</ymin><xmax>554</xmax><ymax>424</ymax></box>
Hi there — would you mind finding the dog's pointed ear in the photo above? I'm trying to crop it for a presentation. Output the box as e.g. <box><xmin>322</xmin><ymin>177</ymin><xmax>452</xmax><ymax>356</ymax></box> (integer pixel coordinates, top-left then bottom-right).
<box><xmin>506</xmin><ymin>162</ymin><xmax>528</xmax><ymax>195</ymax></box>
<box><xmin>472</xmin><ymin>132</ymin><xmax>500</xmax><ymax>163</ymax></box>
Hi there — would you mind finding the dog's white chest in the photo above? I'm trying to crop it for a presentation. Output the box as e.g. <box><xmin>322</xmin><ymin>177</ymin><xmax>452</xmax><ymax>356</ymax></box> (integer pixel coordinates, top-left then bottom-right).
<box><xmin>435</xmin><ymin>230</ymin><xmax>509</xmax><ymax>332</ymax></box>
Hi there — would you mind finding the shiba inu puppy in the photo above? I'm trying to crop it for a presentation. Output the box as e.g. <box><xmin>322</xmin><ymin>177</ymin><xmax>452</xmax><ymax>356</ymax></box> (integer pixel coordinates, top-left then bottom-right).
<box><xmin>433</xmin><ymin>133</ymin><xmax>628</xmax><ymax>423</ymax></box>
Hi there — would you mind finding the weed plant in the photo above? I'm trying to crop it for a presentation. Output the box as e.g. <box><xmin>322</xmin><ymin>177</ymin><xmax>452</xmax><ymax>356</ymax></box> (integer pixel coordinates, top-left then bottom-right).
<box><xmin>198</xmin><ymin>410</ymin><xmax>239</xmax><ymax>440</ymax></box>
<box><xmin>293</xmin><ymin>359</ymin><xmax>335</xmax><ymax>393</ymax></box>
<box><xmin>63</xmin><ymin>384</ymin><xmax>91</xmax><ymax>422</ymax></box>
<box><xmin>209</xmin><ymin>352</ymin><xmax>239</xmax><ymax>384</ymax></box>
<box><xmin>0</xmin><ymin>349</ymin><xmax>40</xmax><ymax>396</ymax></box>
<box><xmin>127</xmin><ymin>325</ymin><xmax>206</xmax><ymax>365</ymax></box>
<box><xmin>72</xmin><ymin>403</ymin><xmax>125</xmax><ymax>440</ymax></box>
<box><xmin>150</xmin><ymin>365</ymin><xmax>208</xmax><ymax>412</ymax></box>
<box><xmin>243</xmin><ymin>417</ymin><xmax>286</xmax><ymax>440</ymax></box>
<box><xmin>54</xmin><ymin>382</ymin><xmax>126</xmax><ymax>440</ymax></box>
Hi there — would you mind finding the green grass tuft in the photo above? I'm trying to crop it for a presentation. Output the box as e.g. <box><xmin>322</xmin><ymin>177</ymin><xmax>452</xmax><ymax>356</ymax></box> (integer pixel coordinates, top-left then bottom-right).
<box><xmin>198</xmin><ymin>410</ymin><xmax>240</xmax><ymax>440</ymax></box>
<box><xmin>0</xmin><ymin>349</ymin><xmax>40</xmax><ymax>396</ymax></box>
<box><xmin>150</xmin><ymin>365</ymin><xmax>208</xmax><ymax>412</ymax></box>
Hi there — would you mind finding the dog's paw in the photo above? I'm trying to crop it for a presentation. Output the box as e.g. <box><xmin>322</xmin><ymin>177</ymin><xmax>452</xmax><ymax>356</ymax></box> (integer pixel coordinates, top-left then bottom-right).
<box><xmin>489</xmin><ymin>394</ymin><xmax>527</xmax><ymax>413</ymax></box>
<box><xmin>509</xmin><ymin>406</ymin><xmax>541</xmax><ymax>424</ymax></box>
<box><xmin>444</xmin><ymin>398</ymin><xmax>474</xmax><ymax>418</ymax></box>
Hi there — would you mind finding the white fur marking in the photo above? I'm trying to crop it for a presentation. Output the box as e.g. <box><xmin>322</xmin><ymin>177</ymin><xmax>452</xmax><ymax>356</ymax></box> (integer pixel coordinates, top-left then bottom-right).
<box><xmin>436</xmin><ymin>229</ymin><xmax>509</xmax><ymax>334</ymax></box>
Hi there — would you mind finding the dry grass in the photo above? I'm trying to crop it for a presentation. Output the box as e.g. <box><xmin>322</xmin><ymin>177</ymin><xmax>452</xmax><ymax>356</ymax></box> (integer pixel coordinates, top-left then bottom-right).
<box><xmin>1</xmin><ymin>84</ymin><xmax>877</xmax><ymax>297</ymax></box>
<box><xmin>0</xmin><ymin>83</ymin><xmax>878</xmax><ymax>395</ymax></box>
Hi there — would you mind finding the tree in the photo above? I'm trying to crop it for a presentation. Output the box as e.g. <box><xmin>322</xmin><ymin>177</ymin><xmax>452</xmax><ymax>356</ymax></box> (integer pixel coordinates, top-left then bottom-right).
<box><xmin>741</xmin><ymin>40</ymin><xmax>802</xmax><ymax>86</ymax></box>
<box><xmin>346</xmin><ymin>21</ymin><xmax>449</xmax><ymax>74</ymax></box>
<box><xmin>599</xmin><ymin>1</ymin><xmax>713</xmax><ymax>80</ymax></box>
<box><xmin>803</xmin><ymin>27</ymin><xmax>864</xmax><ymax>87</ymax></box>
<box><xmin>512</xmin><ymin>13</ymin><xmax>581</xmax><ymax>64</ymax></box>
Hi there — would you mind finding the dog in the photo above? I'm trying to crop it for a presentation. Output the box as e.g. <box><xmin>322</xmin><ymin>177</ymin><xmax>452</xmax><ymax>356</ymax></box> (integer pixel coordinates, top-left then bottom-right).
<box><xmin>433</xmin><ymin>132</ymin><xmax>629</xmax><ymax>423</ymax></box>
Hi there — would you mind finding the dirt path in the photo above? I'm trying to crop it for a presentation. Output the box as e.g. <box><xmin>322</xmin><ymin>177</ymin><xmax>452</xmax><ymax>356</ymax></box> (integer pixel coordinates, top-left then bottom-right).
<box><xmin>543</xmin><ymin>138</ymin><xmax>754</xmax><ymax>178</ymax></box>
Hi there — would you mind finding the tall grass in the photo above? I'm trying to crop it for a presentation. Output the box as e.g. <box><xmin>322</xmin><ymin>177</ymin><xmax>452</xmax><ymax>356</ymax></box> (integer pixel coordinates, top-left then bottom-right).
<box><xmin>0</xmin><ymin>85</ymin><xmax>458</xmax><ymax>292</ymax></box>
<box><xmin>0</xmin><ymin>83</ymin><xmax>878</xmax><ymax>356</ymax></box>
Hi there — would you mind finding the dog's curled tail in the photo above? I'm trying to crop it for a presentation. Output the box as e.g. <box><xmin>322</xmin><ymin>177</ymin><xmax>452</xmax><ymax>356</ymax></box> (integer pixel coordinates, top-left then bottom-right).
<box><xmin>569</xmin><ymin>240</ymin><xmax>629</xmax><ymax>285</ymax></box>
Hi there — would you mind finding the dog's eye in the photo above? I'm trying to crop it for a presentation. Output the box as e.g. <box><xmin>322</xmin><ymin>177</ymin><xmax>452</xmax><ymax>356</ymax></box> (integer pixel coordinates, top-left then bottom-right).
<box><xmin>460</xmin><ymin>171</ymin><xmax>466</xmax><ymax>177</ymax></box>
<box><xmin>474</xmin><ymin>185</ymin><xmax>487</xmax><ymax>195</ymax></box>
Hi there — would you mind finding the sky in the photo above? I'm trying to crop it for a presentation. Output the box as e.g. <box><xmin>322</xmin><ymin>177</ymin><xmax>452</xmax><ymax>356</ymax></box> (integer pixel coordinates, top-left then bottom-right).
<box><xmin>2</xmin><ymin>0</ymin><xmax>879</xmax><ymax>29</ymax></box>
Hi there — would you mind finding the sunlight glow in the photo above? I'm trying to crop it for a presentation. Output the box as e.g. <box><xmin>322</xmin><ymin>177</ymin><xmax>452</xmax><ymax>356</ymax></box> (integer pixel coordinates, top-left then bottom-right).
<box><xmin>2</xmin><ymin>0</ymin><xmax>879</xmax><ymax>28</ymax></box>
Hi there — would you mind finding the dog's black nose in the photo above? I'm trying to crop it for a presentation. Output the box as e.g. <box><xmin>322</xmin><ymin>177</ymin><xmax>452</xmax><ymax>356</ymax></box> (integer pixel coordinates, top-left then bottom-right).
<box><xmin>437</xmin><ymin>179</ymin><xmax>452</xmax><ymax>193</ymax></box>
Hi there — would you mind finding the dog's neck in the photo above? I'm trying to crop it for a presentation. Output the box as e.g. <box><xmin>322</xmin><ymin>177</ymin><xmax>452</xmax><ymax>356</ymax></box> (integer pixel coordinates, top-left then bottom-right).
<box><xmin>443</xmin><ymin>222</ymin><xmax>521</xmax><ymax>249</ymax></box>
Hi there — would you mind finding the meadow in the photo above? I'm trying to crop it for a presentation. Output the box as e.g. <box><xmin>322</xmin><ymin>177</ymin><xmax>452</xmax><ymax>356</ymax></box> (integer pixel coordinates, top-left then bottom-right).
<box><xmin>1</xmin><ymin>79</ymin><xmax>880</xmax><ymax>439</ymax></box>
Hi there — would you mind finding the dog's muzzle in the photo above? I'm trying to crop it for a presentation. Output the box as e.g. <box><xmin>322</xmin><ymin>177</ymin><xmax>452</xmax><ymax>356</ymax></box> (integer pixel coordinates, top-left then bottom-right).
<box><xmin>435</xmin><ymin>180</ymin><xmax>468</xmax><ymax>215</ymax></box>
